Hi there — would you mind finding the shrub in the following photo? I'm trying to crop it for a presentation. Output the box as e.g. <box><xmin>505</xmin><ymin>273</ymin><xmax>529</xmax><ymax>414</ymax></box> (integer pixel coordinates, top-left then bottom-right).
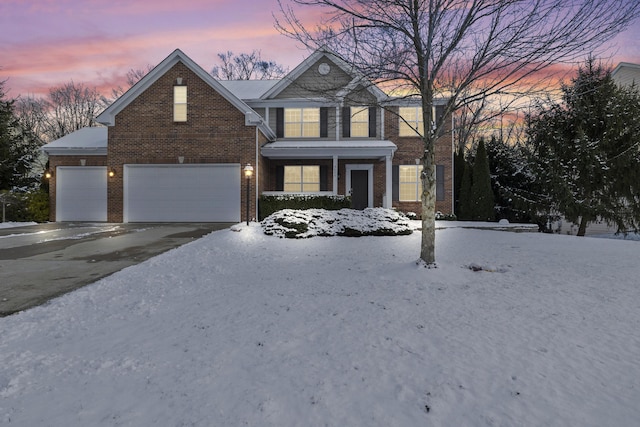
<box><xmin>259</xmin><ymin>194</ymin><xmax>351</xmax><ymax>220</ymax></box>
<box><xmin>0</xmin><ymin>190</ymin><xmax>49</xmax><ymax>222</ymax></box>
<box><xmin>262</xmin><ymin>208</ymin><xmax>413</xmax><ymax>238</ymax></box>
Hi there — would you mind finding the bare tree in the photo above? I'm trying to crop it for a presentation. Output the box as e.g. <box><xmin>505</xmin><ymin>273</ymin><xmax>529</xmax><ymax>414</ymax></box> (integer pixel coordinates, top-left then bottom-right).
<box><xmin>101</xmin><ymin>65</ymin><xmax>154</xmax><ymax>109</ymax></box>
<box><xmin>211</xmin><ymin>50</ymin><xmax>289</xmax><ymax>80</ymax></box>
<box><xmin>276</xmin><ymin>0</ymin><xmax>640</xmax><ymax>265</ymax></box>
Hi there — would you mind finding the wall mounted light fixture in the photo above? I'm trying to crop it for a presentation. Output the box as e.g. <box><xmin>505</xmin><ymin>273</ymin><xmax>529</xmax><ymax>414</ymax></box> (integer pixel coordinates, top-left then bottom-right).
<box><xmin>44</xmin><ymin>169</ymin><xmax>53</xmax><ymax>179</ymax></box>
<box><xmin>108</xmin><ymin>168</ymin><xmax>116</xmax><ymax>178</ymax></box>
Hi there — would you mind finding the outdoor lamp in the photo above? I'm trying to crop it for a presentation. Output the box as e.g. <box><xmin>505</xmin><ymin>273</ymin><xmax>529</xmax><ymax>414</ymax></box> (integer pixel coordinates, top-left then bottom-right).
<box><xmin>44</xmin><ymin>170</ymin><xmax>53</xmax><ymax>179</ymax></box>
<box><xmin>108</xmin><ymin>168</ymin><xmax>116</xmax><ymax>178</ymax></box>
<box><xmin>244</xmin><ymin>163</ymin><xmax>254</xmax><ymax>225</ymax></box>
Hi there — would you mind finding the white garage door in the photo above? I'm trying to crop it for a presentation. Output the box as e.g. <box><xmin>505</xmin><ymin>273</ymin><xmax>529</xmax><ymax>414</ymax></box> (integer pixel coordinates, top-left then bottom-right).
<box><xmin>56</xmin><ymin>166</ymin><xmax>108</xmax><ymax>221</ymax></box>
<box><xmin>124</xmin><ymin>164</ymin><xmax>240</xmax><ymax>222</ymax></box>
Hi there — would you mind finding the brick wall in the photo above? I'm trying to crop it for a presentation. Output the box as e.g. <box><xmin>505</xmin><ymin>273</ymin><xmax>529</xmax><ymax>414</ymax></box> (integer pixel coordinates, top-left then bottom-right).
<box><xmin>386</xmin><ymin>106</ymin><xmax>454</xmax><ymax>215</ymax></box>
<box><xmin>107</xmin><ymin>61</ymin><xmax>260</xmax><ymax>222</ymax></box>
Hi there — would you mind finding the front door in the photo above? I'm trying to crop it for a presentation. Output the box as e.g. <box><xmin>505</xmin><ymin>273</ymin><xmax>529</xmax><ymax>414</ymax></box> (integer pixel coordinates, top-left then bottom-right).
<box><xmin>351</xmin><ymin>169</ymin><xmax>369</xmax><ymax>210</ymax></box>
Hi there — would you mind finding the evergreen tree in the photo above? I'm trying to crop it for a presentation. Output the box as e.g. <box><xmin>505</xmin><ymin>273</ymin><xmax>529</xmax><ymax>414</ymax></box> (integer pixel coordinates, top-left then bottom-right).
<box><xmin>0</xmin><ymin>80</ymin><xmax>40</xmax><ymax>191</ymax></box>
<box><xmin>485</xmin><ymin>136</ymin><xmax>536</xmax><ymax>223</ymax></box>
<box><xmin>526</xmin><ymin>59</ymin><xmax>640</xmax><ymax>235</ymax></box>
<box><xmin>469</xmin><ymin>138</ymin><xmax>495</xmax><ymax>221</ymax></box>
<box><xmin>454</xmin><ymin>145</ymin><xmax>466</xmax><ymax>216</ymax></box>
<box><xmin>458</xmin><ymin>157</ymin><xmax>473</xmax><ymax>220</ymax></box>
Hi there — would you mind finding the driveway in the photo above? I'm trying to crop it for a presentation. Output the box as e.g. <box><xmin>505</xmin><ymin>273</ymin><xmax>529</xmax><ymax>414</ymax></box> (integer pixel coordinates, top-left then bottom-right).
<box><xmin>0</xmin><ymin>222</ymin><xmax>231</xmax><ymax>316</ymax></box>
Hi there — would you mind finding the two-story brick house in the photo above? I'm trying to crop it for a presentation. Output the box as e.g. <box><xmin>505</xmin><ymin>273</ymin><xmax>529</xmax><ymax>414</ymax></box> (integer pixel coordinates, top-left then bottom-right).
<box><xmin>42</xmin><ymin>48</ymin><xmax>453</xmax><ymax>223</ymax></box>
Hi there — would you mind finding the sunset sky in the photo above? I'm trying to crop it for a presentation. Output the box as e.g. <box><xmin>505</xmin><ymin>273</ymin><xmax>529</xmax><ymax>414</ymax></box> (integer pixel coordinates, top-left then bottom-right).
<box><xmin>1</xmin><ymin>0</ymin><xmax>639</xmax><ymax>99</ymax></box>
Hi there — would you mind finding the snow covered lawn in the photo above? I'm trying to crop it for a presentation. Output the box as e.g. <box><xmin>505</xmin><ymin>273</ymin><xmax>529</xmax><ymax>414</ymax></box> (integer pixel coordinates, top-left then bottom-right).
<box><xmin>1</xmin><ymin>222</ymin><xmax>639</xmax><ymax>426</ymax></box>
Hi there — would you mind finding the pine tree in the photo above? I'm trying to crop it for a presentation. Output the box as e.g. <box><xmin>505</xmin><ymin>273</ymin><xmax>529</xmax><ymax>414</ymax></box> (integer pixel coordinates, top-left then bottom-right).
<box><xmin>454</xmin><ymin>145</ymin><xmax>466</xmax><ymax>216</ymax></box>
<box><xmin>526</xmin><ymin>58</ymin><xmax>640</xmax><ymax>235</ymax></box>
<box><xmin>458</xmin><ymin>157</ymin><xmax>473</xmax><ymax>220</ymax></box>
<box><xmin>469</xmin><ymin>138</ymin><xmax>495</xmax><ymax>221</ymax></box>
<box><xmin>0</xmin><ymin>81</ymin><xmax>40</xmax><ymax>191</ymax></box>
<box><xmin>485</xmin><ymin>136</ymin><xmax>535</xmax><ymax>223</ymax></box>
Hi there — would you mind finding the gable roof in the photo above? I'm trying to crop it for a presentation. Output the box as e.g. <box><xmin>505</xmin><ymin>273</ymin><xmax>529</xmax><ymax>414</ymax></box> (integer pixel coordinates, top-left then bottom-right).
<box><xmin>261</xmin><ymin>47</ymin><xmax>388</xmax><ymax>102</ymax></box>
<box><xmin>96</xmin><ymin>49</ymin><xmax>275</xmax><ymax>139</ymax></box>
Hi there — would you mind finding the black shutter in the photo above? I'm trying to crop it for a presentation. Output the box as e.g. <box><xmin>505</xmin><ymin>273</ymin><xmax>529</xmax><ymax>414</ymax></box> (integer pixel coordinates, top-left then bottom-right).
<box><xmin>276</xmin><ymin>108</ymin><xmax>284</xmax><ymax>138</ymax></box>
<box><xmin>320</xmin><ymin>165</ymin><xmax>329</xmax><ymax>191</ymax></box>
<box><xmin>368</xmin><ymin>107</ymin><xmax>376</xmax><ymax>137</ymax></box>
<box><xmin>435</xmin><ymin>105</ymin><xmax>445</xmax><ymax>137</ymax></box>
<box><xmin>436</xmin><ymin>165</ymin><xmax>445</xmax><ymax>201</ymax></box>
<box><xmin>320</xmin><ymin>107</ymin><xmax>328</xmax><ymax>138</ymax></box>
<box><xmin>392</xmin><ymin>165</ymin><xmax>399</xmax><ymax>202</ymax></box>
<box><xmin>342</xmin><ymin>107</ymin><xmax>351</xmax><ymax>138</ymax></box>
<box><xmin>276</xmin><ymin>166</ymin><xmax>284</xmax><ymax>191</ymax></box>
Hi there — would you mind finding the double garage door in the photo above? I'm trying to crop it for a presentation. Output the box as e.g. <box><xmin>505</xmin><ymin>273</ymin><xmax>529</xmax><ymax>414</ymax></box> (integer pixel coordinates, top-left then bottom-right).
<box><xmin>56</xmin><ymin>164</ymin><xmax>240</xmax><ymax>222</ymax></box>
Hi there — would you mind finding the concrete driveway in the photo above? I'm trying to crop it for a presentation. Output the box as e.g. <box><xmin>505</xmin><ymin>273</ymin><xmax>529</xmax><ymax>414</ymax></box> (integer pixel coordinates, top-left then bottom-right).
<box><xmin>0</xmin><ymin>222</ymin><xmax>231</xmax><ymax>316</ymax></box>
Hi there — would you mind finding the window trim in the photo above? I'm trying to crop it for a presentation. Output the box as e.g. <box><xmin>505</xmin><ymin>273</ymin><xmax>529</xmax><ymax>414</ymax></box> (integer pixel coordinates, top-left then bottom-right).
<box><xmin>398</xmin><ymin>164</ymin><xmax>423</xmax><ymax>202</ymax></box>
<box><xmin>283</xmin><ymin>165</ymin><xmax>321</xmax><ymax>193</ymax></box>
<box><xmin>173</xmin><ymin>86</ymin><xmax>187</xmax><ymax>122</ymax></box>
<box><xmin>350</xmin><ymin>106</ymin><xmax>369</xmax><ymax>138</ymax></box>
<box><xmin>284</xmin><ymin>107</ymin><xmax>321</xmax><ymax>138</ymax></box>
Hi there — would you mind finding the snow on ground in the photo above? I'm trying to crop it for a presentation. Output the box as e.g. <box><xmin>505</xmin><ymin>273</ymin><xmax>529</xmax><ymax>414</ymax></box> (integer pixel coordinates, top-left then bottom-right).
<box><xmin>0</xmin><ymin>222</ymin><xmax>36</xmax><ymax>229</ymax></box>
<box><xmin>1</xmin><ymin>219</ymin><xmax>639</xmax><ymax>426</ymax></box>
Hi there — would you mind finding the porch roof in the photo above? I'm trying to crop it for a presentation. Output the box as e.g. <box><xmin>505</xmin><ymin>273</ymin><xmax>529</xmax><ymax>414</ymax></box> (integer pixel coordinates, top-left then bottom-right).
<box><xmin>260</xmin><ymin>139</ymin><xmax>397</xmax><ymax>159</ymax></box>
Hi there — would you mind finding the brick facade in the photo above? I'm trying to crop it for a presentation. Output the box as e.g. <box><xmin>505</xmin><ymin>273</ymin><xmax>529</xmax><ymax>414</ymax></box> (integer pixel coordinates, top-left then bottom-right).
<box><xmin>386</xmin><ymin>107</ymin><xmax>454</xmax><ymax>216</ymax></box>
<box><xmin>106</xmin><ymin>62</ymin><xmax>260</xmax><ymax>222</ymax></box>
<box><xmin>43</xmin><ymin>49</ymin><xmax>454</xmax><ymax>223</ymax></box>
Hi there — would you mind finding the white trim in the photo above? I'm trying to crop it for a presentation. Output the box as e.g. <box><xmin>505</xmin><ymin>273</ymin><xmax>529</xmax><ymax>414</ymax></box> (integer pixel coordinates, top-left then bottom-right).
<box><xmin>345</xmin><ymin>164</ymin><xmax>374</xmax><ymax>208</ymax></box>
<box><xmin>261</xmin><ymin>139</ymin><xmax>396</xmax><ymax>159</ymax></box>
<box><xmin>332</xmin><ymin>155</ymin><xmax>339</xmax><ymax>194</ymax></box>
<box><xmin>56</xmin><ymin>166</ymin><xmax>108</xmax><ymax>222</ymax></box>
<box><xmin>385</xmin><ymin>155</ymin><xmax>392</xmax><ymax>208</ymax></box>
<box><xmin>123</xmin><ymin>163</ymin><xmax>240</xmax><ymax>223</ymax></box>
<box><xmin>96</xmin><ymin>49</ymin><xmax>276</xmax><ymax>141</ymax></box>
<box><xmin>262</xmin><ymin>48</ymin><xmax>388</xmax><ymax>102</ymax></box>
<box><xmin>262</xmin><ymin>191</ymin><xmax>336</xmax><ymax>196</ymax></box>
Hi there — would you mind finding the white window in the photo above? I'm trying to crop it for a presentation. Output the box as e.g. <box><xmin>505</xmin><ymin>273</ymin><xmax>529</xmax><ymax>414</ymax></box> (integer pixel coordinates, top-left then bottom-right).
<box><xmin>350</xmin><ymin>107</ymin><xmax>369</xmax><ymax>137</ymax></box>
<box><xmin>399</xmin><ymin>165</ymin><xmax>423</xmax><ymax>201</ymax></box>
<box><xmin>399</xmin><ymin>106</ymin><xmax>423</xmax><ymax>137</ymax></box>
<box><xmin>284</xmin><ymin>165</ymin><xmax>320</xmax><ymax>192</ymax></box>
<box><xmin>174</xmin><ymin>86</ymin><xmax>187</xmax><ymax>122</ymax></box>
<box><xmin>284</xmin><ymin>108</ymin><xmax>320</xmax><ymax>138</ymax></box>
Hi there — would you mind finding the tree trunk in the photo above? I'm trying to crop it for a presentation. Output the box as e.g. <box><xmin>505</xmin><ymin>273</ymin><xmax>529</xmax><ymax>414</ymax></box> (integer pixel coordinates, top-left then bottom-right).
<box><xmin>420</xmin><ymin>148</ymin><xmax>437</xmax><ymax>265</ymax></box>
<box><xmin>577</xmin><ymin>216</ymin><xmax>589</xmax><ymax>236</ymax></box>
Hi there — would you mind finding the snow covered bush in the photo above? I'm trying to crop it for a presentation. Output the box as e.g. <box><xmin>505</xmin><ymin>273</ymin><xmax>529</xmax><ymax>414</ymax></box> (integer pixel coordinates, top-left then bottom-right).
<box><xmin>261</xmin><ymin>208</ymin><xmax>413</xmax><ymax>238</ymax></box>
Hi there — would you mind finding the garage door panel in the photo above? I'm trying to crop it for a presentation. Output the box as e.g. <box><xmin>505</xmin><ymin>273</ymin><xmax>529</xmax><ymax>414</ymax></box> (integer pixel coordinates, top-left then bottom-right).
<box><xmin>124</xmin><ymin>165</ymin><xmax>240</xmax><ymax>222</ymax></box>
<box><xmin>56</xmin><ymin>167</ymin><xmax>108</xmax><ymax>222</ymax></box>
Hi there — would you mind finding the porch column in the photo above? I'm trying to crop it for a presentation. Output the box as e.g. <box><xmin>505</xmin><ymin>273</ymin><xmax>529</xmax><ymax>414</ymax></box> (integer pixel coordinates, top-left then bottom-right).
<box><xmin>384</xmin><ymin>154</ymin><xmax>392</xmax><ymax>208</ymax></box>
<box><xmin>332</xmin><ymin>155</ymin><xmax>339</xmax><ymax>194</ymax></box>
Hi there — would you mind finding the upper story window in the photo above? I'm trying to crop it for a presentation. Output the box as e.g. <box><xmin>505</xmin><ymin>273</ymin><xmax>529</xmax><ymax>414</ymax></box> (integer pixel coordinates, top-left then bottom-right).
<box><xmin>284</xmin><ymin>165</ymin><xmax>320</xmax><ymax>192</ymax></box>
<box><xmin>350</xmin><ymin>107</ymin><xmax>369</xmax><ymax>137</ymax></box>
<box><xmin>399</xmin><ymin>106</ymin><xmax>423</xmax><ymax>137</ymax></box>
<box><xmin>284</xmin><ymin>108</ymin><xmax>320</xmax><ymax>138</ymax></box>
<box><xmin>174</xmin><ymin>86</ymin><xmax>187</xmax><ymax>122</ymax></box>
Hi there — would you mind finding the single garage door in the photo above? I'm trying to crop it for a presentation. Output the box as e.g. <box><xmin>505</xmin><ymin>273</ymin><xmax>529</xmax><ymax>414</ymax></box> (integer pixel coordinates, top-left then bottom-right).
<box><xmin>124</xmin><ymin>164</ymin><xmax>240</xmax><ymax>222</ymax></box>
<box><xmin>56</xmin><ymin>166</ymin><xmax>108</xmax><ymax>221</ymax></box>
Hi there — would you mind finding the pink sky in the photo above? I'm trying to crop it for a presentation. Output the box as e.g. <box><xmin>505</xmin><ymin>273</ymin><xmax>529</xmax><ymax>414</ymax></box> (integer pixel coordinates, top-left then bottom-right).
<box><xmin>1</xmin><ymin>0</ymin><xmax>639</xmax><ymax>99</ymax></box>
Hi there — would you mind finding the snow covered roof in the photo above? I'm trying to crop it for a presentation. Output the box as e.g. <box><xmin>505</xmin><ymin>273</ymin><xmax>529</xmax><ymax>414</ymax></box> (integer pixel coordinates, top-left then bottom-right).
<box><xmin>219</xmin><ymin>80</ymin><xmax>280</xmax><ymax>100</ymax></box>
<box><xmin>40</xmin><ymin>127</ymin><xmax>108</xmax><ymax>156</ymax></box>
<box><xmin>261</xmin><ymin>139</ymin><xmax>397</xmax><ymax>159</ymax></box>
